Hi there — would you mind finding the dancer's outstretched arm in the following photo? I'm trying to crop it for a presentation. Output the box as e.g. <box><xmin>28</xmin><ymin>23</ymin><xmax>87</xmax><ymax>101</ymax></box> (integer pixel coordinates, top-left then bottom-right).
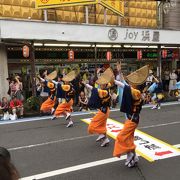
<box><xmin>38</xmin><ymin>76</ymin><xmax>45</xmax><ymax>82</ymax></box>
<box><xmin>52</xmin><ymin>80</ymin><xmax>58</xmax><ymax>85</ymax></box>
<box><xmin>84</xmin><ymin>83</ymin><xmax>93</xmax><ymax>90</ymax></box>
<box><xmin>114</xmin><ymin>80</ymin><xmax>125</xmax><ymax>88</ymax></box>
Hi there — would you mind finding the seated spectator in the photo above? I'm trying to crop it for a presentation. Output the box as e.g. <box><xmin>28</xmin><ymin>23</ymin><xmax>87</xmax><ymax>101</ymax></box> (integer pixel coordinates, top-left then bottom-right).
<box><xmin>0</xmin><ymin>147</ymin><xmax>19</xmax><ymax>180</ymax></box>
<box><xmin>9</xmin><ymin>96</ymin><xmax>24</xmax><ymax>120</ymax></box>
<box><xmin>78</xmin><ymin>91</ymin><xmax>88</xmax><ymax>111</ymax></box>
<box><xmin>0</xmin><ymin>97</ymin><xmax>10</xmax><ymax>121</ymax></box>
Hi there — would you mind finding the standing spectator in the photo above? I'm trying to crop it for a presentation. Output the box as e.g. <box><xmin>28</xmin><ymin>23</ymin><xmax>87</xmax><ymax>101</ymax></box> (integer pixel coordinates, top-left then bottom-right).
<box><xmin>169</xmin><ymin>69</ymin><xmax>177</xmax><ymax>96</ymax></box>
<box><xmin>9</xmin><ymin>96</ymin><xmax>24</xmax><ymax>120</ymax></box>
<box><xmin>72</xmin><ymin>75</ymin><xmax>80</xmax><ymax>106</ymax></box>
<box><xmin>176</xmin><ymin>68</ymin><xmax>180</xmax><ymax>82</ymax></box>
<box><xmin>14</xmin><ymin>76</ymin><xmax>24</xmax><ymax>102</ymax></box>
<box><xmin>146</xmin><ymin>70</ymin><xmax>154</xmax><ymax>86</ymax></box>
<box><xmin>163</xmin><ymin>68</ymin><xmax>170</xmax><ymax>91</ymax></box>
<box><xmin>0</xmin><ymin>97</ymin><xmax>10</xmax><ymax>120</ymax></box>
<box><xmin>6</xmin><ymin>77</ymin><xmax>12</xmax><ymax>96</ymax></box>
<box><xmin>9</xmin><ymin>79</ymin><xmax>17</xmax><ymax>98</ymax></box>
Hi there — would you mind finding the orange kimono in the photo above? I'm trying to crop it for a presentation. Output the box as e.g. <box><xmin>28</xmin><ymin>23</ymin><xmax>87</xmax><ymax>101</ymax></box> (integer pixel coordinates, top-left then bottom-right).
<box><xmin>88</xmin><ymin>88</ymin><xmax>111</xmax><ymax>135</ymax></box>
<box><xmin>54</xmin><ymin>84</ymin><xmax>74</xmax><ymax>117</ymax></box>
<box><xmin>113</xmin><ymin>119</ymin><xmax>137</xmax><ymax>157</ymax></box>
<box><xmin>40</xmin><ymin>97</ymin><xmax>56</xmax><ymax>113</ymax></box>
<box><xmin>113</xmin><ymin>85</ymin><xmax>142</xmax><ymax>158</ymax></box>
<box><xmin>55</xmin><ymin>99</ymin><xmax>73</xmax><ymax>117</ymax></box>
<box><xmin>88</xmin><ymin>108</ymin><xmax>110</xmax><ymax>134</ymax></box>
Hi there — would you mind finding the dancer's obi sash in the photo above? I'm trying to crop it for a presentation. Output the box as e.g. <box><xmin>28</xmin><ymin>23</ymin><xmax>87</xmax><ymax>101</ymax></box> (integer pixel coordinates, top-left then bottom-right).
<box><xmin>88</xmin><ymin>88</ymin><xmax>101</xmax><ymax>109</ymax></box>
<box><xmin>120</xmin><ymin>85</ymin><xmax>142</xmax><ymax>124</ymax></box>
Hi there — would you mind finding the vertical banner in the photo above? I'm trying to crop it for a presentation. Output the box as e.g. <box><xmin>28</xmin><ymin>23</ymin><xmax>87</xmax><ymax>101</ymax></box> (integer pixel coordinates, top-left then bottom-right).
<box><xmin>100</xmin><ymin>0</ymin><xmax>124</xmax><ymax>16</ymax></box>
<box><xmin>36</xmin><ymin>0</ymin><xmax>98</xmax><ymax>9</ymax></box>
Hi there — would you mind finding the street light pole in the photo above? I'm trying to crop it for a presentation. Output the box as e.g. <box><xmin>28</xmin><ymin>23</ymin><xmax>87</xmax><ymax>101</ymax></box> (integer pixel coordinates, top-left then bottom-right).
<box><xmin>157</xmin><ymin>45</ymin><xmax>162</xmax><ymax>80</ymax></box>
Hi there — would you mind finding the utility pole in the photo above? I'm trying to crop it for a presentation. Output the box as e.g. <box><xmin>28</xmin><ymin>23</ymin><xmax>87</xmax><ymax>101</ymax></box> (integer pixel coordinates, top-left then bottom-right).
<box><xmin>29</xmin><ymin>42</ymin><xmax>36</xmax><ymax>96</ymax></box>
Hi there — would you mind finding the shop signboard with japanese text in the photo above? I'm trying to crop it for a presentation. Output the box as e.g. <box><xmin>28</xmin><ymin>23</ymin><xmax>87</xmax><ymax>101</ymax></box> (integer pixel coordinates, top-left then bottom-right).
<box><xmin>36</xmin><ymin>0</ymin><xmax>98</xmax><ymax>9</ymax></box>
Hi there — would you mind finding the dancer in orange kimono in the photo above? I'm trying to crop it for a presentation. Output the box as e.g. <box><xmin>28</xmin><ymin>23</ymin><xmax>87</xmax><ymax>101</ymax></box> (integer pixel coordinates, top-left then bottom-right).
<box><xmin>51</xmin><ymin>71</ymin><xmax>76</xmax><ymax>128</ymax></box>
<box><xmin>39</xmin><ymin>77</ymin><xmax>56</xmax><ymax>115</ymax></box>
<box><xmin>84</xmin><ymin>68</ymin><xmax>113</xmax><ymax>147</ymax></box>
<box><xmin>113</xmin><ymin>63</ymin><xmax>148</xmax><ymax>168</ymax></box>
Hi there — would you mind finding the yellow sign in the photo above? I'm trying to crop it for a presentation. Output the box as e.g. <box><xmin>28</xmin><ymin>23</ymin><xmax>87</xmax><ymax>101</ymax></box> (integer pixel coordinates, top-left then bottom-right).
<box><xmin>36</xmin><ymin>0</ymin><xmax>98</xmax><ymax>9</ymax></box>
<box><xmin>100</xmin><ymin>0</ymin><xmax>124</xmax><ymax>16</ymax></box>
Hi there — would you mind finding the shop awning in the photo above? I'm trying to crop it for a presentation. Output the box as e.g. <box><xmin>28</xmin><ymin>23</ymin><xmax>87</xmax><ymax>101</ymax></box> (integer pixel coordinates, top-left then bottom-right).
<box><xmin>0</xmin><ymin>19</ymin><xmax>180</xmax><ymax>45</ymax></box>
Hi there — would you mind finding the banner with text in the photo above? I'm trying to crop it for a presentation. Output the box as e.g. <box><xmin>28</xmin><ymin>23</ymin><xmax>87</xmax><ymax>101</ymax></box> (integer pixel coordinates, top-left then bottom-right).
<box><xmin>36</xmin><ymin>0</ymin><xmax>98</xmax><ymax>9</ymax></box>
<box><xmin>100</xmin><ymin>0</ymin><xmax>124</xmax><ymax>16</ymax></box>
<box><xmin>82</xmin><ymin>118</ymin><xmax>180</xmax><ymax>162</ymax></box>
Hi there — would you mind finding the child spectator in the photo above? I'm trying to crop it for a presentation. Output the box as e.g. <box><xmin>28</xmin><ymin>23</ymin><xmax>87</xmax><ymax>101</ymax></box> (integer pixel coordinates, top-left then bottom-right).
<box><xmin>78</xmin><ymin>91</ymin><xmax>88</xmax><ymax>111</ymax></box>
<box><xmin>9</xmin><ymin>96</ymin><xmax>24</xmax><ymax>120</ymax></box>
<box><xmin>0</xmin><ymin>97</ymin><xmax>10</xmax><ymax>121</ymax></box>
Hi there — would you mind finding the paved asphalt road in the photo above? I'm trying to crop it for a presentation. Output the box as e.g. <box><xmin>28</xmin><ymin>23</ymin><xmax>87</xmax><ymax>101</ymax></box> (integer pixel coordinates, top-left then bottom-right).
<box><xmin>0</xmin><ymin>103</ymin><xmax>180</xmax><ymax>180</ymax></box>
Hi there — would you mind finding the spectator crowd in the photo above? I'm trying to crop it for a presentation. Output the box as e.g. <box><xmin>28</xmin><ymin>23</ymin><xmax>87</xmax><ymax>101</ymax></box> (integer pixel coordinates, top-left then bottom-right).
<box><xmin>1</xmin><ymin>66</ymin><xmax>180</xmax><ymax>121</ymax></box>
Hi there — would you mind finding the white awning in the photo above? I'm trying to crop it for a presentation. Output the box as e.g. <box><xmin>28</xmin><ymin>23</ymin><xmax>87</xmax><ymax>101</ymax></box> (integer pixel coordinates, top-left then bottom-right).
<box><xmin>0</xmin><ymin>19</ymin><xmax>180</xmax><ymax>45</ymax></box>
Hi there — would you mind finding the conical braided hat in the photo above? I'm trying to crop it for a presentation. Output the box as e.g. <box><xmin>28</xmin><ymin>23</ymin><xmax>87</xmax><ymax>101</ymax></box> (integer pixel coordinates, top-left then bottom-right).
<box><xmin>46</xmin><ymin>70</ymin><xmax>57</xmax><ymax>80</ymax></box>
<box><xmin>125</xmin><ymin>65</ymin><xmax>149</xmax><ymax>86</ymax></box>
<box><xmin>62</xmin><ymin>70</ymin><xmax>76</xmax><ymax>82</ymax></box>
<box><xmin>96</xmin><ymin>68</ymin><xmax>114</xmax><ymax>85</ymax></box>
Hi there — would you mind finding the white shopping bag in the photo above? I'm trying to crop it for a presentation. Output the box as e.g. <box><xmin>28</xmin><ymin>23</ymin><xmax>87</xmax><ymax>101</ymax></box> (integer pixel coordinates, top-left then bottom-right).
<box><xmin>9</xmin><ymin>114</ymin><xmax>17</xmax><ymax>121</ymax></box>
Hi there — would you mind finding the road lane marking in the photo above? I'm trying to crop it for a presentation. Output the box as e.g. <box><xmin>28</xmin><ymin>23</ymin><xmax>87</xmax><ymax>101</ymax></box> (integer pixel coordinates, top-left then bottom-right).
<box><xmin>0</xmin><ymin>101</ymin><xmax>180</xmax><ymax>125</ymax></box>
<box><xmin>174</xmin><ymin>144</ymin><xmax>180</xmax><ymax>148</ymax></box>
<box><xmin>20</xmin><ymin>155</ymin><xmax>127</xmax><ymax>180</ymax></box>
<box><xmin>82</xmin><ymin>118</ymin><xmax>180</xmax><ymax>162</ymax></box>
<box><xmin>8</xmin><ymin>121</ymin><xmax>180</xmax><ymax>151</ymax></box>
<box><xmin>20</xmin><ymin>143</ymin><xmax>180</xmax><ymax>180</ymax></box>
<box><xmin>138</xmin><ymin>121</ymin><xmax>180</xmax><ymax>129</ymax></box>
<box><xmin>8</xmin><ymin>135</ymin><xmax>95</xmax><ymax>151</ymax></box>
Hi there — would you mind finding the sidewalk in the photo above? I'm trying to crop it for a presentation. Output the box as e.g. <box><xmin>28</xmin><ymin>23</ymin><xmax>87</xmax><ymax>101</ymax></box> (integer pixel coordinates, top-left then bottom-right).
<box><xmin>0</xmin><ymin>101</ymin><xmax>180</xmax><ymax>125</ymax></box>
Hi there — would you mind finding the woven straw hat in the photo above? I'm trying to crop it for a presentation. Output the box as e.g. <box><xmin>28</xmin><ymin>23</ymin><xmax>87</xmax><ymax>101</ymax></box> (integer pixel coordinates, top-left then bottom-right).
<box><xmin>46</xmin><ymin>70</ymin><xmax>57</xmax><ymax>80</ymax></box>
<box><xmin>62</xmin><ymin>70</ymin><xmax>76</xmax><ymax>82</ymax></box>
<box><xmin>126</xmin><ymin>65</ymin><xmax>149</xmax><ymax>86</ymax></box>
<box><xmin>96</xmin><ymin>68</ymin><xmax>114</xmax><ymax>85</ymax></box>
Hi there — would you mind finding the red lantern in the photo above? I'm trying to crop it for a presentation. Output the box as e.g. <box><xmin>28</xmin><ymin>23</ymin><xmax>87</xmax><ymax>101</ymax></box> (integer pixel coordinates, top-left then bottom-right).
<box><xmin>23</xmin><ymin>45</ymin><xmax>29</xmax><ymax>58</ymax></box>
<box><xmin>137</xmin><ymin>50</ymin><xmax>142</xmax><ymax>60</ymax></box>
<box><xmin>162</xmin><ymin>50</ymin><xmax>167</xmax><ymax>58</ymax></box>
<box><xmin>106</xmin><ymin>51</ymin><xmax>112</xmax><ymax>61</ymax></box>
<box><xmin>172</xmin><ymin>49</ymin><xmax>179</xmax><ymax>60</ymax></box>
<box><xmin>68</xmin><ymin>50</ymin><xmax>74</xmax><ymax>61</ymax></box>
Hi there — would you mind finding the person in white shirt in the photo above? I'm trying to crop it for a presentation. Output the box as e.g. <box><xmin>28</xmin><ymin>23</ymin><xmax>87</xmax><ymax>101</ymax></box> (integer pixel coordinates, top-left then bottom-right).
<box><xmin>146</xmin><ymin>70</ymin><xmax>154</xmax><ymax>86</ymax></box>
<box><xmin>169</xmin><ymin>69</ymin><xmax>177</xmax><ymax>95</ymax></box>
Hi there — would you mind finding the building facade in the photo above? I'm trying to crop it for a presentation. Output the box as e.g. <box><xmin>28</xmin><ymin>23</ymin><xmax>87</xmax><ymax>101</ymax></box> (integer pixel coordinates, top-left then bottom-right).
<box><xmin>0</xmin><ymin>0</ymin><xmax>179</xmax><ymax>99</ymax></box>
<box><xmin>0</xmin><ymin>0</ymin><xmax>157</xmax><ymax>28</ymax></box>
